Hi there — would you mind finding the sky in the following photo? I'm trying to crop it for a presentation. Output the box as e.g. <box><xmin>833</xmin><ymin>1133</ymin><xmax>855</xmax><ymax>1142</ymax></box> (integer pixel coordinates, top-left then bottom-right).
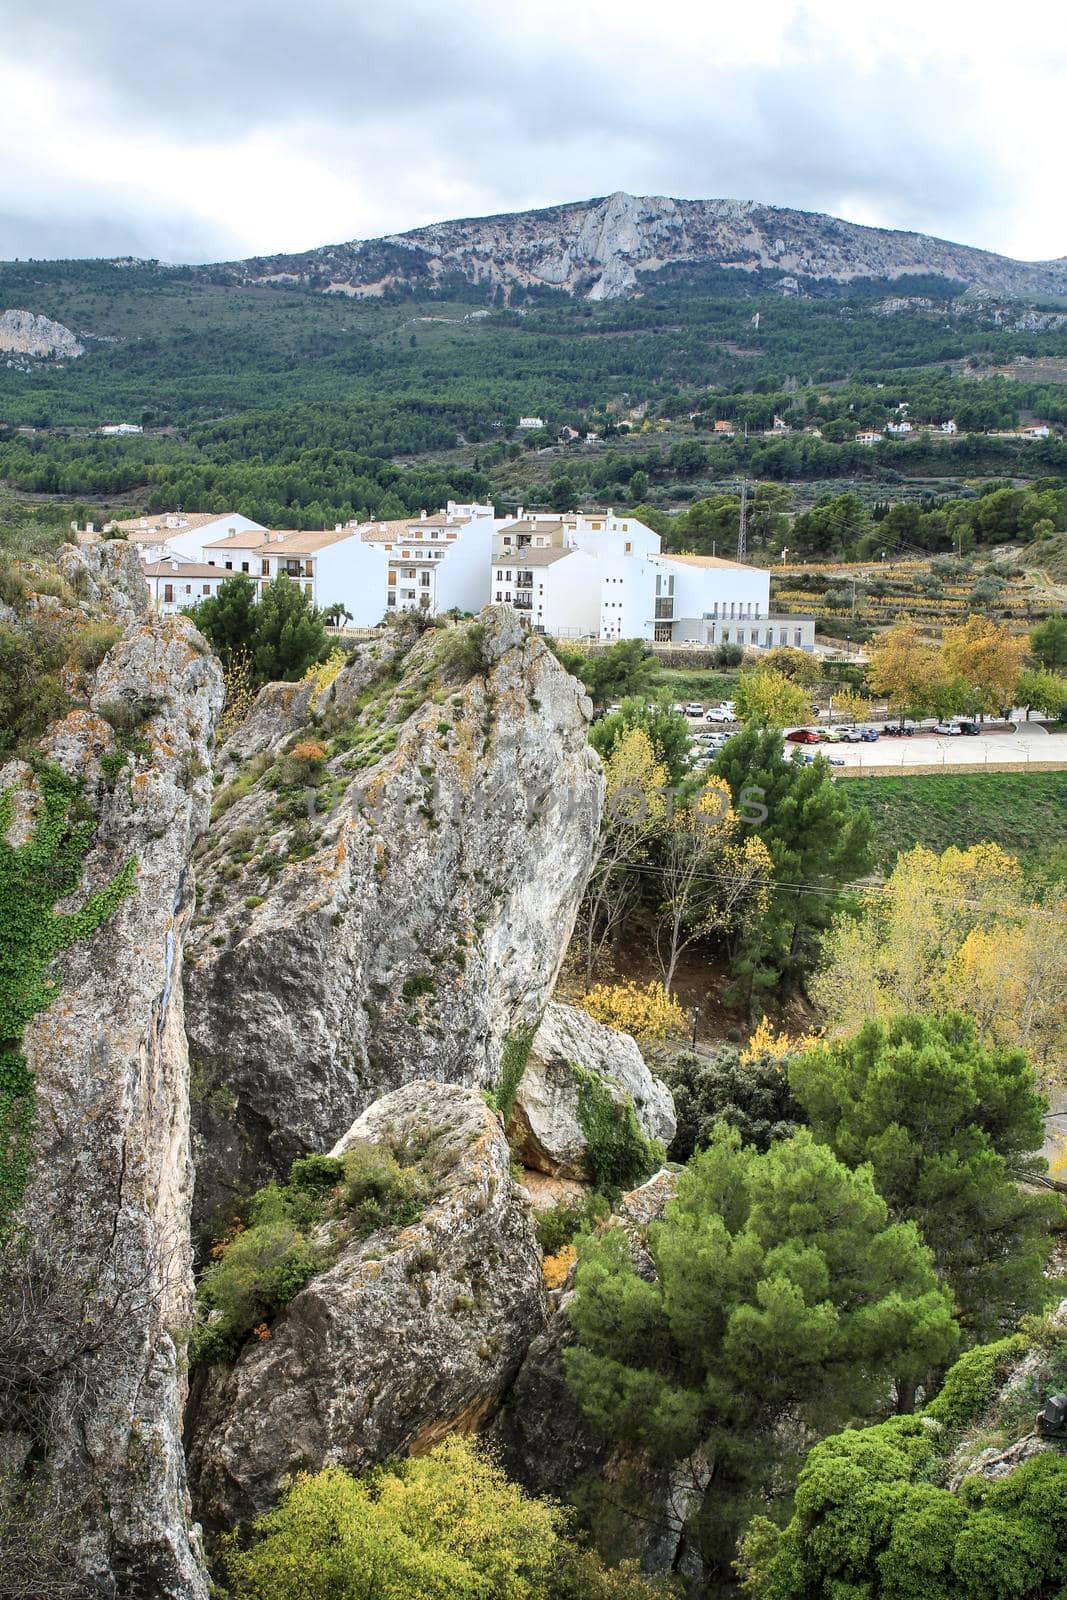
<box><xmin>3</xmin><ymin>0</ymin><xmax>1066</xmax><ymax>265</ymax></box>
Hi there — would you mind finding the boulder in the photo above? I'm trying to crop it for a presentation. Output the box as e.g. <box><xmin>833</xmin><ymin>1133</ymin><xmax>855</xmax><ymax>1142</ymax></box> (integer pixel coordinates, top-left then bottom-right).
<box><xmin>2</xmin><ymin>614</ymin><xmax>222</xmax><ymax>1597</ymax></box>
<box><xmin>187</xmin><ymin>1081</ymin><xmax>545</xmax><ymax>1529</ymax></box>
<box><xmin>56</xmin><ymin>536</ymin><xmax>152</xmax><ymax>620</ymax></box>
<box><xmin>507</xmin><ymin>1002</ymin><xmax>675</xmax><ymax>1180</ymax></box>
<box><xmin>185</xmin><ymin>610</ymin><xmax>603</xmax><ymax>1226</ymax></box>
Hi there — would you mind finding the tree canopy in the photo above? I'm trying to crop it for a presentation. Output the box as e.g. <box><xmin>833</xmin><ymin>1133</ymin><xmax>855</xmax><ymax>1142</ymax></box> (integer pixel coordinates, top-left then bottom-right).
<box><xmin>565</xmin><ymin>1125</ymin><xmax>958</xmax><ymax>1584</ymax></box>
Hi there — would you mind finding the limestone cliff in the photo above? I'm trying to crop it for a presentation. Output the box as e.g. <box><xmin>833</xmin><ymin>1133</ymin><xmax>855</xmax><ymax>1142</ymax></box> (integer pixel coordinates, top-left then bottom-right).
<box><xmin>217</xmin><ymin>191</ymin><xmax>1067</xmax><ymax>302</ymax></box>
<box><xmin>185</xmin><ymin>609</ymin><xmax>603</xmax><ymax>1227</ymax></box>
<box><xmin>187</xmin><ymin>1080</ymin><xmax>545</xmax><ymax>1529</ymax></box>
<box><xmin>0</xmin><ymin>559</ymin><xmax>222</xmax><ymax>1596</ymax></box>
<box><xmin>0</xmin><ymin>308</ymin><xmax>84</xmax><ymax>359</ymax></box>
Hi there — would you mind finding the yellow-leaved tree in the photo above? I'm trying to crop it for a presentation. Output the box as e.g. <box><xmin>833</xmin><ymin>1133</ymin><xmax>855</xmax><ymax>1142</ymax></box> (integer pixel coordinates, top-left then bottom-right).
<box><xmin>733</xmin><ymin>669</ymin><xmax>811</xmax><ymax>727</ymax></box>
<box><xmin>812</xmin><ymin>842</ymin><xmax>1066</xmax><ymax>1080</ymax></box>
<box><xmin>581</xmin><ymin>979</ymin><xmax>687</xmax><ymax>1043</ymax></box>
<box><xmin>579</xmin><ymin>727</ymin><xmax>668</xmax><ymax>989</ymax></box>
<box><xmin>866</xmin><ymin>621</ymin><xmax>945</xmax><ymax>725</ymax></box>
<box><xmin>941</xmin><ymin>614</ymin><xmax>1028</xmax><ymax>717</ymax></box>
<box><xmin>652</xmin><ymin>777</ymin><xmax>773</xmax><ymax>993</ymax></box>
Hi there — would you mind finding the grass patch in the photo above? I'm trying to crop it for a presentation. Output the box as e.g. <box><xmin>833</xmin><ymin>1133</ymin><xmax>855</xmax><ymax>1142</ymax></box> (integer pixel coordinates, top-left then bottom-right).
<box><xmin>649</xmin><ymin>667</ymin><xmax>739</xmax><ymax>703</ymax></box>
<box><xmin>844</xmin><ymin>770</ymin><xmax>1067</xmax><ymax>887</ymax></box>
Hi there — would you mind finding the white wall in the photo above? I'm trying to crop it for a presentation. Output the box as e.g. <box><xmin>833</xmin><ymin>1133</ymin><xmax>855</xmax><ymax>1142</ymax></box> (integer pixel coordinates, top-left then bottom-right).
<box><xmin>538</xmin><ymin>551</ymin><xmax>601</xmax><ymax>636</ymax></box>
<box><xmin>597</xmin><ymin>554</ymin><xmax>657</xmax><ymax>641</ymax></box>
<box><xmin>435</xmin><ymin>517</ymin><xmax>493</xmax><ymax>613</ymax></box>
<box><xmin>316</xmin><ymin>537</ymin><xmax>392</xmax><ymax>626</ymax></box>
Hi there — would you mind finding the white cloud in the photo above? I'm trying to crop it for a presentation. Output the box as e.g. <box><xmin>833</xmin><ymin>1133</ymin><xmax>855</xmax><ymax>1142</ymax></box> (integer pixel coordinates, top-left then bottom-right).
<box><xmin>0</xmin><ymin>0</ymin><xmax>1063</xmax><ymax>263</ymax></box>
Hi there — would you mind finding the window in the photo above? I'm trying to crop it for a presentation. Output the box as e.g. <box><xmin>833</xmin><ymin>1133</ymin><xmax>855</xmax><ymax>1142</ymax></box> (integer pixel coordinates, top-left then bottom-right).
<box><xmin>624</xmin><ymin>541</ymin><xmax>632</xmax><ymax>553</ymax></box>
<box><xmin>241</xmin><ymin>562</ymin><xmax>249</xmax><ymax>573</ymax></box>
<box><xmin>503</xmin><ymin>536</ymin><xmax>512</xmax><ymax>546</ymax></box>
<box><xmin>794</xmin><ymin>629</ymin><xmax>802</xmax><ymax>647</ymax></box>
<box><xmin>405</xmin><ymin>568</ymin><xmax>416</xmax><ymax>579</ymax></box>
<box><xmin>387</xmin><ymin>590</ymin><xmax>396</xmax><ymax>606</ymax></box>
<box><xmin>164</xmin><ymin>583</ymin><xmax>173</xmax><ymax>603</ymax></box>
<box><xmin>225</xmin><ymin>561</ymin><xmax>233</xmax><ymax>571</ymax></box>
<box><xmin>203</xmin><ymin>584</ymin><xmax>211</xmax><ymax>596</ymax></box>
<box><xmin>420</xmin><ymin>571</ymin><xmax>430</xmax><ymax>587</ymax></box>
<box><xmin>184</xmin><ymin>584</ymin><xmax>192</xmax><ymax>595</ymax></box>
<box><xmin>496</xmin><ymin>592</ymin><xmax>503</xmax><ymax>602</ymax></box>
<box><xmin>388</xmin><ymin>570</ymin><xmax>397</xmax><ymax>585</ymax></box>
<box><xmin>505</xmin><ymin>570</ymin><xmax>512</xmax><ymax>582</ymax></box>
<box><xmin>260</xmin><ymin>559</ymin><xmax>269</xmax><ymax>575</ymax></box>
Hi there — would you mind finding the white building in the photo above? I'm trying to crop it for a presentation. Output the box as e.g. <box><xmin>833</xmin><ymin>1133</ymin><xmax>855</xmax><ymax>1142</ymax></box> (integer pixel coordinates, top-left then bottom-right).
<box><xmin>99</xmin><ymin>422</ymin><xmax>143</xmax><ymax>435</ymax></box>
<box><xmin>490</xmin><ymin>515</ymin><xmax>775</xmax><ymax>646</ymax></box>
<box><xmin>517</xmin><ymin>416</ymin><xmax>545</xmax><ymax>430</ymax></box>
<box><xmin>886</xmin><ymin>420</ymin><xmax>913</xmax><ymax>435</ymax></box>
<box><xmin>108</xmin><ymin>510</ymin><xmax>267</xmax><ymax>564</ymax></box>
<box><xmin>200</xmin><ymin>524</ymin><xmax>390</xmax><ymax>625</ymax></box>
<box><xmin>940</xmin><ymin>419</ymin><xmax>958</xmax><ymax>434</ymax></box>
<box><xmin>359</xmin><ymin>502</ymin><xmax>494</xmax><ymax>617</ymax></box>
<box><xmin>143</xmin><ymin>559</ymin><xmax>233</xmax><ymax>615</ymax></box>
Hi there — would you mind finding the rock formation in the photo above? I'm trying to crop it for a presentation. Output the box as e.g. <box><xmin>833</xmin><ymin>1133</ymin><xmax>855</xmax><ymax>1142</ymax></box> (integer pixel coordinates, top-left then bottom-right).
<box><xmin>0</xmin><ymin>307</ymin><xmax>84</xmax><ymax>359</ymax></box>
<box><xmin>508</xmin><ymin>1001</ymin><xmax>676</xmax><ymax>1179</ymax></box>
<box><xmin>215</xmin><ymin>192</ymin><xmax>1067</xmax><ymax>302</ymax></box>
<box><xmin>187</xmin><ymin>1080</ymin><xmax>545</xmax><ymax>1529</ymax></box>
<box><xmin>1</xmin><ymin>565</ymin><xmax>222</xmax><ymax>1596</ymax></box>
<box><xmin>185</xmin><ymin>609</ymin><xmax>603</xmax><ymax>1227</ymax></box>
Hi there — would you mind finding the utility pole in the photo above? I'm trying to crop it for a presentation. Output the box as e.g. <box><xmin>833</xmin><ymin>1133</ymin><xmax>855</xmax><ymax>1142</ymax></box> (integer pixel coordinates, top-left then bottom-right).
<box><xmin>736</xmin><ymin>477</ymin><xmax>749</xmax><ymax>563</ymax></box>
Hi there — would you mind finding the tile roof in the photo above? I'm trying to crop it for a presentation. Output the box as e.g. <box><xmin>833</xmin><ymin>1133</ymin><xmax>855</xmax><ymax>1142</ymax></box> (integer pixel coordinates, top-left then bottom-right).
<box><xmin>494</xmin><ymin>547</ymin><xmax>575</xmax><ymax>568</ymax></box>
<box><xmin>143</xmin><ymin>560</ymin><xmax>227</xmax><ymax>578</ymax></box>
<box><xmin>202</xmin><ymin>528</ymin><xmax>273</xmax><ymax>551</ymax></box>
<box><xmin>113</xmin><ymin>511</ymin><xmax>223</xmax><ymax>534</ymax></box>
<box><xmin>655</xmin><ymin>553</ymin><xmax>753</xmax><ymax>571</ymax></box>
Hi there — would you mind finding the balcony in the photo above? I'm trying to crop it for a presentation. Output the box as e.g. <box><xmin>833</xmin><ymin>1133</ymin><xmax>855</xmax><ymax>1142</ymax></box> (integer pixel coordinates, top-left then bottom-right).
<box><xmin>513</xmin><ymin>594</ymin><xmax>533</xmax><ymax>610</ymax></box>
<box><xmin>515</xmin><ymin>572</ymin><xmax>534</xmax><ymax>589</ymax></box>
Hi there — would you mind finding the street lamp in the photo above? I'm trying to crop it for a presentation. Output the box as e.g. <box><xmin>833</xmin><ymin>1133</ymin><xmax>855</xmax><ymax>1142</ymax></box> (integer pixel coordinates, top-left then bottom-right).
<box><xmin>691</xmin><ymin>1005</ymin><xmax>701</xmax><ymax>1048</ymax></box>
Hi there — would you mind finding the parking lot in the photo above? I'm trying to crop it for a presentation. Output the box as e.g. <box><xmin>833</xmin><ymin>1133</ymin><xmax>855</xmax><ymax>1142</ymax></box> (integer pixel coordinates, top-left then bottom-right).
<box><xmin>684</xmin><ymin>711</ymin><xmax>1067</xmax><ymax>773</ymax></box>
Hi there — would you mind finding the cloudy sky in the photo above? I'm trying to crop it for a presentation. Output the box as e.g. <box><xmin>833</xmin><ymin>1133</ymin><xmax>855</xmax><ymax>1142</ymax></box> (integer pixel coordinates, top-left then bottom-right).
<box><xmin>3</xmin><ymin>0</ymin><xmax>1065</xmax><ymax>265</ymax></box>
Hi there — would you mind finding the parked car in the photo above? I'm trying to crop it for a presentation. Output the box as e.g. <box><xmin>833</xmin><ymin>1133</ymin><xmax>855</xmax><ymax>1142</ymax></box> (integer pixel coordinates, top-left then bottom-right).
<box><xmin>606</xmin><ymin>703</ymin><xmax>622</xmax><ymax>715</ymax></box>
<box><xmin>705</xmin><ymin>706</ymin><xmax>734</xmax><ymax>723</ymax></box>
<box><xmin>827</xmin><ymin>755</ymin><xmax>847</xmax><ymax>766</ymax></box>
<box><xmin>884</xmin><ymin>723</ymin><xmax>915</xmax><ymax>737</ymax></box>
<box><xmin>684</xmin><ymin>703</ymin><xmax>705</xmax><ymax>718</ymax></box>
<box><xmin>935</xmin><ymin>721</ymin><xmax>963</xmax><ymax>736</ymax></box>
<box><xmin>671</xmin><ymin>703</ymin><xmax>686</xmax><ymax>715</ymax></box>
<box><xmin>958</xmin><ymin>721</ymin><xmax>981</xmax><ymax>736</ymax></box>
<box><xmin>823</xmin><ymin>727</ymin><xmax>849</xmax><ymax>742</ymax></box>
<box><xmin>785</xmin><ymin>728</ymin><xmax>820</xmax><ymax>744</ymax></box>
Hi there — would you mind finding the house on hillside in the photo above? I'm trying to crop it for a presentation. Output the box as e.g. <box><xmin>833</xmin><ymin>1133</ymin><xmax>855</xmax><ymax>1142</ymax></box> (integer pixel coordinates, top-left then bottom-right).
<box><xmin>143</xmin><ymin>559</ymin><xmax>232</xmax><ymax>615</ymax></box>
<box><xmin>940</xmin><ymin>419</ymin><xmax>958</xmax><ymax>433</ymax></box>
<box><xmin>358</xmin><ymin>502</ymin><xmax>495</xmax><ymax>616</ymax></box>
<box><xmin>108</xmin><ymin>510</ymin><xmax>266</xmax><ymax>565</ymax></box>
<box><xmin>886</xmin><ymin>419</ymin><xmax>912</xmax><ymax>435</ymax></box>
<box><xmin>713</xmin><ymin>420</ymin><xmax>735</xmax><ymax>437</ymax></box>
<box><xmin>856</xmin><ymin>431</ymin><xmax>884</xmax><ymax>446</ymax></box>
<box><xmin>517</xmin><ymin>416</ymin><xmax>545</xmax><ymax>430</ymax></box>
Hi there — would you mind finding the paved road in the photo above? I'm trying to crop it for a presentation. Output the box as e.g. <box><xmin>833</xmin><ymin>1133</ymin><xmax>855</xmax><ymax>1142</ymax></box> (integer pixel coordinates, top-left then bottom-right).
<box><xmin>687</xmin><ymin>716</ymin><xmax>1067</xmax><ymax>772</ymax></box>
<box><xmin>825</xmin><ymin>731</ymin><xmax>1067</xmax><ymax>770</ymax></box>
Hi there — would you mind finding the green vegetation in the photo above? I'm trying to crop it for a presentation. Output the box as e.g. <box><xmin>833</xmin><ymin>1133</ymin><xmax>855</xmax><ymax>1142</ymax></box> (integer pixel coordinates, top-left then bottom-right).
<box><xmin>495</xmin><ymin>1028</ymin><xmax>536</xmax><ymax>1121</ymax></box>
<box><xmin>189</xmin><ymin>572</ymin><xmax>329</xmax><ymax>684</ymax></box>
<box><xmin>843</xmin><ymin>770</ymin><xmax>1067</xmax><ymax>885</ymax></box>
<box><xmin>790</xmin><ymin>1013</ymin><xmax>1059</xmax><ymax>1343</ymax></box>
<box><xmin>565</xmin><ymin>1124</ymin><xmax>958</xmax><ymax>1587</ymax></box>
<box><xmin>0</xmin><ymin>766</ymin><xmax>134</xmax><ymax>1231</ymax></box>
<box><xmin>589</xmin><ymin>696</ymin><xmax>693</xmax><ymax>784</ymax></box>
<box><xmin>193</xmin><ymin>1141</ymin><xmax>428</xmax><ymax>1364</ymax></box>
<box><xmin>741</xmin><ymin>1322</ymin><xmax>1067</xmax><ymax>1599</ymax></box>
<box><xmin>219</xmin><ymin>1433</ymin><xmax>672</xmax><ymax>1600</ymax></box>
<box><xmin>534</xmin><ymin>1190</ymin><xmax>610</xmax><ymax>1256</ymax></box>
<box><xmin>571</xmin><ymin>1062</ymin><xmax>665</xmax><ymax>1196</ymax></box>
<box><xmin>713</xmin><ymin>723</ymin><xmax>873</xmax><ymax>985</ymax></box>
<box><xmin>657</xmin><ymin>1047</ymin><xmax>801</xmax><ymax>1161</ymax></box>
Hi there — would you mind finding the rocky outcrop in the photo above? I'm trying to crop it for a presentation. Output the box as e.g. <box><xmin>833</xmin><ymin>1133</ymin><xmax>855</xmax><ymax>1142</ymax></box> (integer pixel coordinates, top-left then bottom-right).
<box><xmin>214</xmin><ymin>192</ymin><xmax>1067</xmax><ymax>302</ymax></box>
<box><xmin>1</xmin><ymin>612</ymin><xmax>222</xmax><ymax>1596</ymax></box>
<box><xmin>56</xmin><ymin>536</ymin><xmax>153</xmax><ymax>621</ymax></box>
<box><xmin>508</xmin><ymin>1002</ymin><xmax>675</xmax><ymax>1179</ymax></box>
<box><xmin>188</xmin><ymin>1081</ymin><xmax>545</xmax><ymax>1529</ymax></box>
<box><xmin>0</xmin><ymin>308</ymin><xmax>84</xmax><ymax>359</ymax></box>
<box><xmin>185</xmin><ymin>609</ymin><xmax>603</xmax><ymax>1226</ymax></box>
<box><xmin>493</xmin><ymin>1168</ymin><xmax>692</xmax><ymax>1572</ymax></box>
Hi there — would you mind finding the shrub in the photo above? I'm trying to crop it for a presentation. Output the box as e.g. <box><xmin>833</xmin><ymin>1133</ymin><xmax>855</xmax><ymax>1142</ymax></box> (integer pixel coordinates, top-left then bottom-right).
<box><xmin>340</xmin><ymin>1140</ymin><xmax>427</xmax><ymax>1230</ymax></box>
<box><xmin>434</xmin><ymin>621</ymin><xmax>490</xmax><ymax>679</ymax></box>
<box><xmin>219</xmin><ymin>1434</ymin><xmax>673</xmax><ymax>1600</ymax></box>
<box><xmin>193</xmin><ymin>1217</ymin><xmax>323</xmax><ymax>1364</ymax></box>
<box><xmin>580</xmin><ymin>981</ymin><xmax>686</xmax><ymax>1044</ymax></box>
<box><xmin>535</xmin><ymin>1190</ymin><xmax>610</xmax><ymax>1255</ymax></box>
<box><xmin>926</xmin><ymin>1334</ymin><xmax>1027</xmax><ymax>1427</ymax></box>
<box><xmin>0</xmin><ymin>620</ymin><xmax>68</xmax><ymax>755</ymax></box>
<box><xmin>543</xmin><ymin>1243</ymin><xmax>578</xmax><ymax>1289</ymax></box>
<box><xmin>70</xmin><ymin>620</ymin><xmax>122</xmax><ymax>673</ymax></box>
<box><xmin>495</xmin><ymin>1027</ymin><xmax>536</xmax><ymax>1120</ymax></box>
<box><xmin>658</xmin><ymin>1047</ymin><xmax>803</xmax><ymax>1161</ymax></box>
<box><xmin>571</xmin><ymin>1063</ymin><xmax>664</xmax><ymax>1195</ymax></box>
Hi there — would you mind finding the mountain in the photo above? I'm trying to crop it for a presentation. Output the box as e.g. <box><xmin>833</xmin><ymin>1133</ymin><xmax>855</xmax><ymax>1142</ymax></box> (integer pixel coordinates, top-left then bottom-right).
<box><xmin>209</xmin><ymin>191</ymin><xmax>1067</xmax><ymax>303</ymax></box>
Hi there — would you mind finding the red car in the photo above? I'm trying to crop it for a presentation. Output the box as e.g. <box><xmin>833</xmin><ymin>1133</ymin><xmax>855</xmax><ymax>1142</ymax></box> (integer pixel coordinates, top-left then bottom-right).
<box><xmin>785</xmin><ymin>728</ymin><xmax>820</xmax><ymax>744</ymax></box>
